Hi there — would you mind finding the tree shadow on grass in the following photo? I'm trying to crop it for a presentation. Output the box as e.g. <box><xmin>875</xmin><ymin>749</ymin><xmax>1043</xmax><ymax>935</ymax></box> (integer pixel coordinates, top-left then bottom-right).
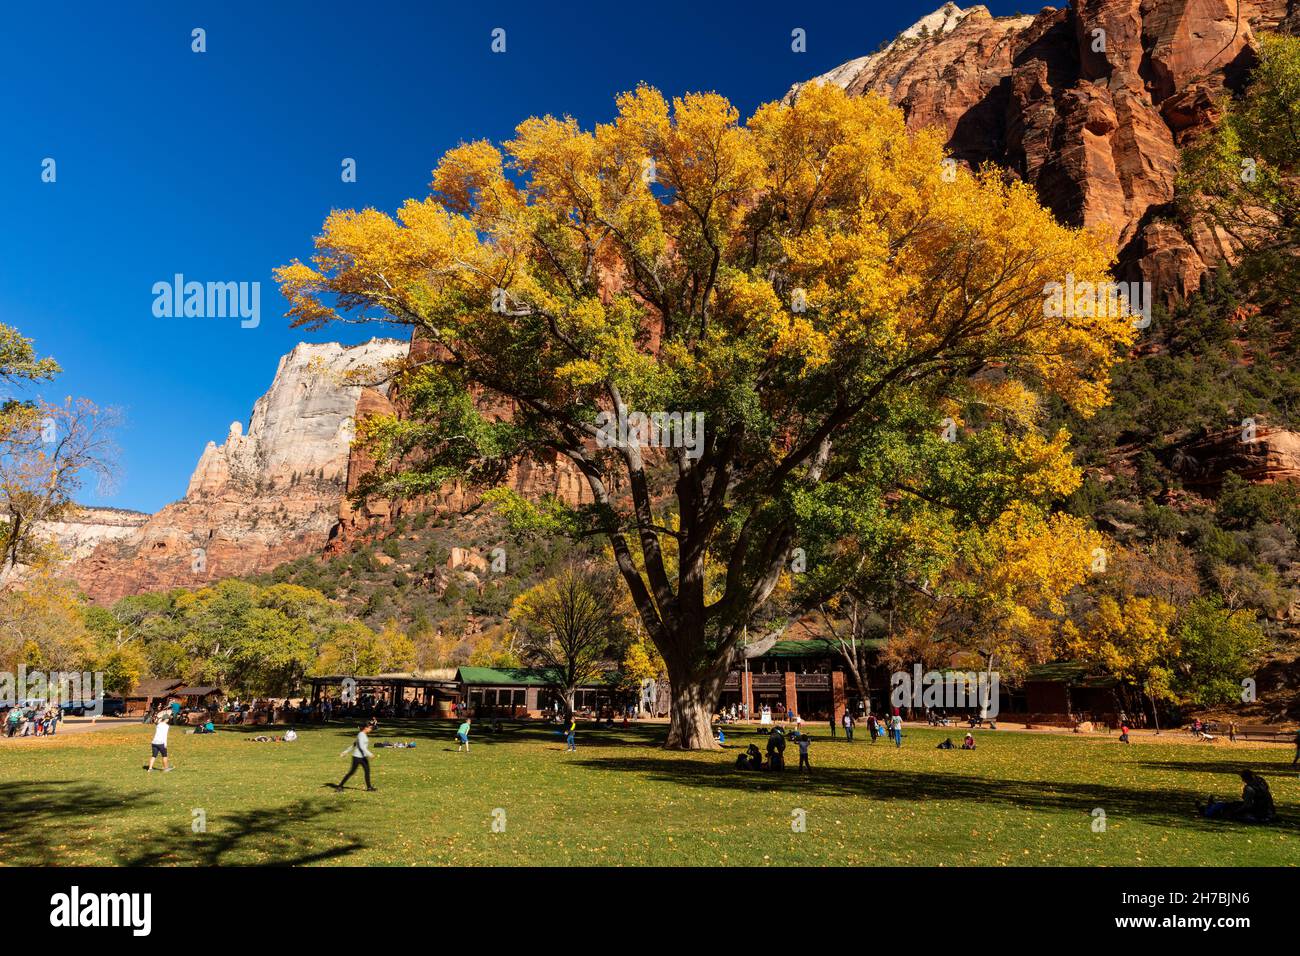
<box><xmin>117</xmin><ymin>797</ymin><xmax>366</xmax><ymax>867</ymax></box>
<box><xmin>570</xmin><ymin>756</ymin><xmax>1300</xmax><ymax>834</ymax></box>
<box><xmin>1131</xmin><ymin>758</ymin><xmax>1300</xmax><ymax>777</ymax></box>
<box><xmin>0</xmin><ymin>780</ymin><xmax>151</xmax><ymax>865</ymax></box>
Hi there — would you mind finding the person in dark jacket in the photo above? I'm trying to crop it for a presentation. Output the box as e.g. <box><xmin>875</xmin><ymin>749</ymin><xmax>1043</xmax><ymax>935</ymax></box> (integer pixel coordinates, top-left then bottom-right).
<box><xmin>1200</xmin><ymin>770</ymin><xmax>1276</xmax><ymax>822</ymax></box>
<box><xmin>766</xmin><ymin>727</ymin><xmax>786</xmax><ymax>771</ymax></box>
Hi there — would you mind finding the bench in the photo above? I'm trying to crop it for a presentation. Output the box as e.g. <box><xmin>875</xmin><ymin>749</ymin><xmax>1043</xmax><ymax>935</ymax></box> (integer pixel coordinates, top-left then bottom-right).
<box><xmin>1235</xmin><ymin>725</ymin><xmax>1295</xmax><ymax>744</ymax></box>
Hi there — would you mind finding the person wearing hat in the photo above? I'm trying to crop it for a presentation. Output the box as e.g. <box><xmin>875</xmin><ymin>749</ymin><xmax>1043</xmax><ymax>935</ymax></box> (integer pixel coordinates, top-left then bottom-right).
<box><xmin>147</xmin><ymin>713</ymin><xmax>174</xmax><ymax>772</ymax></box>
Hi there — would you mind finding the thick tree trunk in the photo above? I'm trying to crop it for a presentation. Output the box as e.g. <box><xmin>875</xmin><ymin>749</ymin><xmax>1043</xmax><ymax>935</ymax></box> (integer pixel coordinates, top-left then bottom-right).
<box><xmin>663</xmin><ymin>659</ymin><xmax>723</xmax><ymax>750</ymax></box>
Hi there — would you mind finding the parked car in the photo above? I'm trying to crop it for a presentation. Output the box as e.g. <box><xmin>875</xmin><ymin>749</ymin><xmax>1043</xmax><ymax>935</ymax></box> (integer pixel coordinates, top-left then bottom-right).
<box><xmin>58</xmin><ymin>697</ymin><xmax>125</xmax><ymax>717</ymax></box>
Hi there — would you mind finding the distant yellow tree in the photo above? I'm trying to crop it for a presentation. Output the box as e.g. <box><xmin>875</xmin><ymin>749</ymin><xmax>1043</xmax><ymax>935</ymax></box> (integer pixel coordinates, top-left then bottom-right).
<box><xmin>315</xmin><ymin>619</ymin><xmax>414</xmax><ymax>677</ymax></box>
<box><xmin>1062</xmin><ymin>594</ymin><xmax>1179</xmax><ymax>723</ymax></box>
<box><xmin>901</xmin><ymin>505</ymin><xmax>1106</xmax><ymax>685</ymax></box>
<box><xmin>0</xmin><ymin>569</ymin><xmax>95</xmax><ymax>672</ymax></box>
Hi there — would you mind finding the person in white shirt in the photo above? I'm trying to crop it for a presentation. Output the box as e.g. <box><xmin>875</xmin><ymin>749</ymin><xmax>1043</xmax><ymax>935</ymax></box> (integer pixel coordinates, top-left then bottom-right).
<box><xmin>334</xmin><ymin>721</ymin><xmax>377</xmax><ymax>791</ymax></box>
<box><xmin>283</xmin><ymin>728</ymin><xmax>298</xmax><ymax>742</ymax></box>
<box><xmin>147</xmin><ymin>716</ymin><xmax>173</xmax><ymax>772</ymax></box>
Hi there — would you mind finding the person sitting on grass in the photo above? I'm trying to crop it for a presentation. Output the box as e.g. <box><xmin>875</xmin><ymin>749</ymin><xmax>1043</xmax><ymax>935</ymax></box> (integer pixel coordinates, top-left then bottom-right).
<box><xmin>194</xmin><ymin>719</ymin><xmax>216</xmax><ymax>735</ymax></box>
<box><xmin>962</xmin><ymin>733</ymin><xmax>976</xmax><ymax>750</ymax></box>
<box><xmin>735</xmin><ymin>744</ymin><xmax>754</xmax><ymax>769</ymax></box>
<box><xmin>1200</xmin><ymin>771</ymin><xmax>1277</xmax><ymax>823</ymax></box>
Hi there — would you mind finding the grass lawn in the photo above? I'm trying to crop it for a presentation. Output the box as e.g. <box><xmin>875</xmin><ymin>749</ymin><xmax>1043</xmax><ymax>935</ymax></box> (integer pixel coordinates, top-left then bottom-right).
<box><xmin>1</xmin><ymin>719</ymin><xmax>1296</xmax><ymax>866</ymax></box>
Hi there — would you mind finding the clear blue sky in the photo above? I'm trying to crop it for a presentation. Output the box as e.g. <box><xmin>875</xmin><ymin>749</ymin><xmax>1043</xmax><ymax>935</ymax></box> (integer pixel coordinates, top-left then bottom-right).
<box><xmin>0</xmin><ymin>0</ymin><xmax>1030</xmax><ymax>513</ymax></box>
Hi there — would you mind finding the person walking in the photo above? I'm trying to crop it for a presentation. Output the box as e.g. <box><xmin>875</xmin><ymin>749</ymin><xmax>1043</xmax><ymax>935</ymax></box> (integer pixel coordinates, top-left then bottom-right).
<box><xmin>829</xmin><ymin>714</ymin><xmax>837</xmax><ymax>739</ymax></box>
<box><xmin>843</xmin><ymin>710</ymin><xmax>855</xmax><ymax>743</ymax></box>
<box><xmin>867</xmin><ymin>713</ymin><xmax>878</xmax><ymax>743</ymax></box>
<box><xmin>1119</xmin><ymin>722</ymin><xmax>1131</xmax><ymax>745</ymax></box>
<box><xmin>335</xmin><ymin>721</ymin><xmax>377</xmax><ymax>791</ymax></box>
<box><xmin>891</xmin><ymin>713</ymin><xmax>903</xmax><ymax>748</ymax></box>
<box><xmin>147</xmin><ymin>715</ymin><xmax>173</xmax><ymax>772</ymax></box>
<box><xmin>456</xmin><ymin>717</ymin><xmax>472</xmax><ymax>752</ymax></box>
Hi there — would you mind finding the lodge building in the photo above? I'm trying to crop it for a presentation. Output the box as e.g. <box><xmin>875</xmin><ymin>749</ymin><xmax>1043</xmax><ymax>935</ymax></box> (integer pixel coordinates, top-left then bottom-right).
<box><xmin>307</xmin><ymin>642</ymin><xmax>1124</xmax><ymax>726</ymax></box>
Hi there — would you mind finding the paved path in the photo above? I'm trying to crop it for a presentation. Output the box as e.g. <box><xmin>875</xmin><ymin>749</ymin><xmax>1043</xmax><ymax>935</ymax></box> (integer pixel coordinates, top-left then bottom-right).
<box><xmin>0</xmin><ymin>717</ymin><xmax>136</xmax><ymax>741</ymax></box>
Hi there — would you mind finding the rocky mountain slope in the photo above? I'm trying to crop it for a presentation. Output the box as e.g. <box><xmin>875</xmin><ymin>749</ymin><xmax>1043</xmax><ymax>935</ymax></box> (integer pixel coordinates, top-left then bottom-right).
<box><xmin>66</xmin><ymin>338</ymin><xmax>407</xmax><ymax>603</ymax></box>
<box><xmin>792</xmin><ymin>0</ymin><xmax>1297</xmax><ymax>300</ymax></box>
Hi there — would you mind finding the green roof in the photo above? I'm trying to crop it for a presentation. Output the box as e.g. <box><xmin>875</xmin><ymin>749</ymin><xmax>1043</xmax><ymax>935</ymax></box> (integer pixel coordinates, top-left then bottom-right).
<box><xmin>1026</xmin><ymin>662</ymin><xmax>1089</xmax><ymax>683</ymax></box>
<box><xmin>456</xmin><ymin>667</ymin><xmax>553</xmax><ymax>686</ymax></box>
<box><xmin>1026</xmin><ymin>662</ymin><xmax>1118</xmax><ymax>688</ymax></box>
<box><xmin>455</xmin><ymin>666</ymin><xmax>616</xmax><ymax>687</ymax></box>
<box><xmin>759</xmin><ymin>638</ymin><xmax>885</xmax><ymax>658</ymax></box>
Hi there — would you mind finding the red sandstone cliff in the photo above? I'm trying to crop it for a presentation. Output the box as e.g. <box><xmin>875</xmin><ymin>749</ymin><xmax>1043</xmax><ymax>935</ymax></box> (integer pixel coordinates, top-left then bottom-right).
<box><xmin>328</xmin><ymin>332</ymin><xmax>595</xmax><ymax>550</ymax></box>
<box><xmin>792</xmin><ymin>0</ymin><xmax>1298</xmax><ymax>300</ymax></box>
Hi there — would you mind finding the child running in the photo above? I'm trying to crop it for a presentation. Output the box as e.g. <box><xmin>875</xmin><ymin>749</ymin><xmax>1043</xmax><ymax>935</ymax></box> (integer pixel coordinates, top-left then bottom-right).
<box><xmin>797</xmin><ymin>733</ymin><xmax>812</xmax><ymax>772</ymax></box>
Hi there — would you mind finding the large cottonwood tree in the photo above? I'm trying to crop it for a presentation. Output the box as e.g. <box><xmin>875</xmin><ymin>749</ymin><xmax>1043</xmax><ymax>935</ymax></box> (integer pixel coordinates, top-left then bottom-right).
<box><xmin>277</xmin><ymin>83</ymin><xmax>1131</xmax><ymax>748</ymax></box>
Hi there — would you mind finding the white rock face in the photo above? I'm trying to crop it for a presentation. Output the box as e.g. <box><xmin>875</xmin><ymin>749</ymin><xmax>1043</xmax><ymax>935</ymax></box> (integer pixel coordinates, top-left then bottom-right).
<box><xmin>62</xmin><ymin>336</ymin><xmax>414</xmax><ymax>603</ymax></box>
<box><xmin>186</xmin><ymin>338</ymin><xmax>408</xmax><ymax>497</ymax></box>
<box><xmin>30</xmin><ymin>507</ymin><xmax>151</xmax><ymax>561</ymax></box>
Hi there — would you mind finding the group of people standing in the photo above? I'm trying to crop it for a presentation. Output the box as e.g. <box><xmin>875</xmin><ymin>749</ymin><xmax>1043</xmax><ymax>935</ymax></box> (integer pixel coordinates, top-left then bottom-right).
<box><xmin>864</xmin><ymin>712</ymin><xmax>904</xmax><ymax>746</ymax></box>
<box><xmin>824</xmin><ymin>710</ymin><xmax>903</xmax><ymax>745</ymax></box>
